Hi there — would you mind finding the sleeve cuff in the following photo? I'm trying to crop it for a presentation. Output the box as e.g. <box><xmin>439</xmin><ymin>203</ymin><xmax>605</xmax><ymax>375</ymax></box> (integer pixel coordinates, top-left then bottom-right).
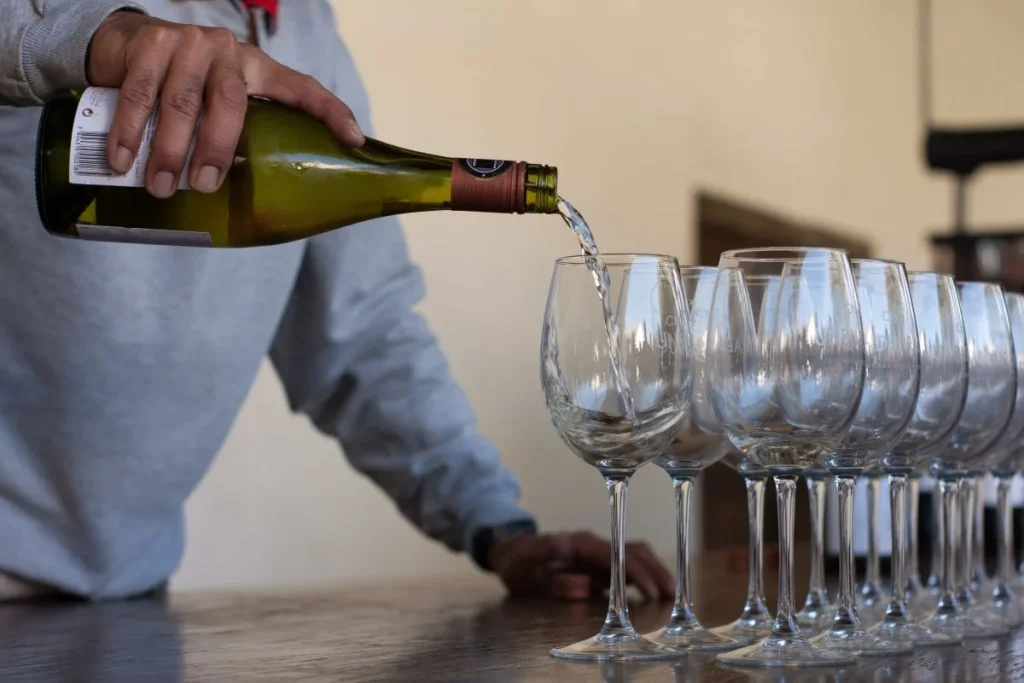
<box><xmin>463</xmin><ymin>500</ymin><xmax>537</xmax><ymax>569</ymax></box>
<box><xmin>20</xmin><ymin>2</ymin><xmax>147</xmax><ymax>105</ymax></box>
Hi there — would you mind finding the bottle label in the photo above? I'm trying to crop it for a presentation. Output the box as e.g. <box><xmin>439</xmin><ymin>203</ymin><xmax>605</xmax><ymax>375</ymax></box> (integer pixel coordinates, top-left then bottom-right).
<box><xmin>69</xmin><ymin>87</ymin><xmax>195</xmax><ymax>190</ymax></box>
<box><xmin>451</xmin><ymin>159</ymin><xmax>526</xmax><ymax>214</ymax></box>
<box><xmin>74</xmin><ymin>224</ymin><xmax>214</xmax><ymax>247</ymax></box>
<box><xmin>459</xmin><ymin>159</ymin><xmax>510</xmax><ymax>178</ymax></box>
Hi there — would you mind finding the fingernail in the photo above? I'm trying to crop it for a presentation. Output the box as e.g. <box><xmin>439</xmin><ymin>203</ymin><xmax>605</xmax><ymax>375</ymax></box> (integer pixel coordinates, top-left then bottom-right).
<box><xmin>150</xmin><ymin>172</ymin><xmax>176</xmax><ymax>198</ymax></box>
<box><xmin>112</xmin><ymin>145</ymin><xmax>133</xmax><ymax>173</ymax></box>
<box><xmin>194</xmin><ymin>165</ymin><xmax>222</xmax><ymax>193</ymax></box>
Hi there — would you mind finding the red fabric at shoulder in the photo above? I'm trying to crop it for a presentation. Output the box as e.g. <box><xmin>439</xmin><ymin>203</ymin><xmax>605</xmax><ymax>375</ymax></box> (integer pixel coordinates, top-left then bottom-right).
<box><xmin>242</xmin><ymin>0</ymin><xmax>278</xmax><ymax>21</ymax></box>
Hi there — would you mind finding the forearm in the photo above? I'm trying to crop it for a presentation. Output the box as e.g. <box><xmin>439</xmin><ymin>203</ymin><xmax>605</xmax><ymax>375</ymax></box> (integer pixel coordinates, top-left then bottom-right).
<box><xmin>0</xmin><ymin>1</ymin><xmax>144</xmax><ymax>106</ymax></box>
<box><xmin>270</xmin><ymin>238</ymin><xmax>534</xmax><ymax>554</ymax></box>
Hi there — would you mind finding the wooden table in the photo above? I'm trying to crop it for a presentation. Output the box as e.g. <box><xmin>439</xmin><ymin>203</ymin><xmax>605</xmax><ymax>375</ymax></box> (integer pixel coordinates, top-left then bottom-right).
<box><xmin>0</xmin><ymin>577</ymin><xmax>1021</xmax><ymax>682</ymax></box>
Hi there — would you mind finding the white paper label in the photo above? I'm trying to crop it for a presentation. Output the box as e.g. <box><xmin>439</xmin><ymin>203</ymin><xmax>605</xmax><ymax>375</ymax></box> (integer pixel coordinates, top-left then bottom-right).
<box><xmin>75</xmin><ymin>224</ymin><xmax>213</xmax><ymax>247</ymax></box>
<box><xmin>69</xmin><ymin>87</ymin><xmax>196</xmax><ymax>190</ymax></box>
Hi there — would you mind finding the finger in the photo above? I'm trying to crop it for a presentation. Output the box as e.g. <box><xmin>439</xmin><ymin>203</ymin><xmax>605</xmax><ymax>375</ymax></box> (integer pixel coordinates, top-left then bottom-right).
<box><xmin>568</xmin><ymin>532</ymin><xmax>659</xmax><ymax>601</ymax></box>
<box><xmin>566</xmin><ymin>531</ymin><xmax>612</xmax><ymax>571</ymax></box>
<box><xmin>630</xmin><ymin>542</ymin><xmax>675</xmax><ymax>601</ymax></box>
<box><xmin>107</xmin><ymin>28</ymin><xmax>177</xmax><ymax>175</ymax></box>
<box><xmin>188</xmin><ymin>44</ymin><xmax>247</xmax><ymax>193</ymax></box>
<box><xmin>622</xmin><ymin>549</ymin><xmax>660</xmax><ymax>601</ymax></box>
<box><xmin>146</xmin><ymin>28</ymin><xmax>215</xmax><ymax>197</ymax></box>
<box><xmin>549</xmin><ymin>573</ymin><xmax>592</xmax><ymax>601</ymax></box>
<box><xmin>242</xmin><ymin>47</ymin><xmax>365</xmax><ymax>147</ymax></box>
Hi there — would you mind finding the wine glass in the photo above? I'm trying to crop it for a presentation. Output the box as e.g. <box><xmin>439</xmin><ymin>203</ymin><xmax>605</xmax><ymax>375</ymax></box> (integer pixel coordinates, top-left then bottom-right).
<box><xmin>1002</xmin><ymin>450</ymin><xmax>1024</xmax><ymax>599</ymax></box>
<box><xmin>869</xmin><ymin>271</ymin><xmax>967</xmax><ymax>647</ymax></box>
<box><xmin>707</xmin><ymin>247</ymin><xmax>865</xmax><ymax>668</ymax></box>
<box><xmin>709</xmin><ymin>453</ymin><xmax>773</xmax><ymax>645</ymax></box>
<box><xmin>796</xmin><ymin>462</ymin><xmax>835</xmax><ymax>636</ymax></box>
<box><xmin>903</xmin><ymin>464</ymin><xmax>929</xmax><ymax>610</ymax></box>
<box><xmin>809</xmin><ymin>258</ymin><xmax>919</xmax><ymax>657</ymax></box>
<box><xmin>923</xmin><ymin>281</ymin><xmax>1016</xmax><ymax>640</ymax></box>
<box><xmin>968</xmin><ymin>475</ymin><xmax>991</xmax><ymax>599</ymax></box>
<box><xmin>962</xmin><ymin>291</ymin><xmax>1024</xmax><ymax>628</ymax></box>
<box><xmin>924</xmin><ymin>470</ymin><xmax>943</xmax><ymax>607</ymax></box>
<box><xmin>643</xmin><ymin>265</ymin><xmax>741</xmax><ymax>652</ymax></box>
<box><xmin>541</xmin><ymin>253</ymin><xmax>692</xmax><ymax>661</ymax></box>
<box><xmin>858</xmin><ymin>468</ymin><xmax>888</xmax><ymax>625</ymax></box>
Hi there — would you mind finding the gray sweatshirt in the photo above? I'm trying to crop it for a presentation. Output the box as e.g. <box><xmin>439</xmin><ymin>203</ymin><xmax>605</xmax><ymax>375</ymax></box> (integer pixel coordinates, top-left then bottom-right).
<box><xmin>0</xmin><ymin>0</ymin><xmax>532</xmax><ymax>598</ymax></box>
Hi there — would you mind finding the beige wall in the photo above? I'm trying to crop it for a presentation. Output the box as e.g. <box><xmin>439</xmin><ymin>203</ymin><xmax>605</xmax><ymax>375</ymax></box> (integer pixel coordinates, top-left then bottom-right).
<box><xmin>171</xmin><ymin>0</ymin><xmax>1024</xmax><ymax>590</ymax></box>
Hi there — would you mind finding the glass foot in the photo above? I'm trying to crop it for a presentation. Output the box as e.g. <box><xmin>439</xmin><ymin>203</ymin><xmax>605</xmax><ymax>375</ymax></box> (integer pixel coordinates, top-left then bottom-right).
<box><xmin>795</xmin><ymin>604</ymin><xmax>835</xmax><ymax>636</ymax></box>
<box><xmin>855</xmin><ymin>599</ymin><xmax>887</xmax><ymax>627</ymax></box>
<box><xmin>868</xmin><ymin>618</ymin><xmax>962</xmax><ymax>647</ymax></box>
<box><xmin>988</xmin><ymin>599</ymin><xmax>1024</xmax><ymax>628</ymax></box>
<box><xmin>963</xmin><ymin>605</ymin><xmax>1012</xmax><ymax>636</ymax></box>
<box><xmin>710</xmin><ymin>615</ymin><xmax>774</xmax><ymax>646</ymax></box>
<box><xmin>920</xmin><ymin>610</ymin><xmax>1002</xmax><ymax>640</ymax></box>
<box><xmin>908</xmin><ymin>590</ymin><xmax>937</xmax><ymax>616</ymax></box>
<box><xmin>715</xmin><ymin>634</ymin><xmax>857</xmax><ymax>668</ymax></box>
<box><xmin>972</xmin><ymin>577</ymin><xmax>994</xmax><ymax>599</ymax></box>
<box><xmin>644</xmin><ymin>624</ymin><xmax>741</xmax><ymax>652</ymax></box>
<box><xmin>913</xmin><ymin>592</ymin><xmax>940</xmax><ymax>617</ymax></box>
<box><xmin>810</xmin><ymin>627</ymin><xmax>914</xmax><ymax>655</ymax></box>
<box><xmin>551</xmin><ymin>630</ymin><xmax>679</xmax><ymax>661</ymax></box>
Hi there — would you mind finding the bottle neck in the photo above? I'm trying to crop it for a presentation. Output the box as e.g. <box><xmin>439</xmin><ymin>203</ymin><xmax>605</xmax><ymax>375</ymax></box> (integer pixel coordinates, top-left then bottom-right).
<box><xmin>450</xmin><ymin>159</ymin><xmax>557</xmax><ymax>215</ymax></box>
<box><xmin>524</xmin><ymin>163</ymin><xmax>558</xmax><ymax>213</ymax></box>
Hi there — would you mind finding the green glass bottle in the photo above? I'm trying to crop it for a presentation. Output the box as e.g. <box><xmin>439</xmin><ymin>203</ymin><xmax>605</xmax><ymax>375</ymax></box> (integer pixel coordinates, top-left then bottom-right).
<box><xmin>35</xmin><ymin>88</ymin><xmax>558</xmax><ymax>248</ymax></box>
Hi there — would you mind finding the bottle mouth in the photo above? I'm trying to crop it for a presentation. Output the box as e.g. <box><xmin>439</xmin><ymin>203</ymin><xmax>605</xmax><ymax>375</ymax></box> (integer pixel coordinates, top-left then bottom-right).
<box><xmin>524</xmin><ymin>164</ymin><xmax>558</xmax><ymax>214</ymax></box>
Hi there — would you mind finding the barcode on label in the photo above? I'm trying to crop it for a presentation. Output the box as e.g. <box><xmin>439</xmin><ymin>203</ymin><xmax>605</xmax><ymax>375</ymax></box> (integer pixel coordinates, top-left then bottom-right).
<box><xmin>73</xmin><ymin>132</ymin><xmax>113</xmax><ymax>177</ymax></box>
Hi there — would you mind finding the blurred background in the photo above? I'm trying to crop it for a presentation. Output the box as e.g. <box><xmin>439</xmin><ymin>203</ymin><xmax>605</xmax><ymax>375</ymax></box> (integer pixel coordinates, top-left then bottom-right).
<box><xmin>170</xmin><ymin>0</ymin><xmax>1024</xmax><ymax>605</ymax></box>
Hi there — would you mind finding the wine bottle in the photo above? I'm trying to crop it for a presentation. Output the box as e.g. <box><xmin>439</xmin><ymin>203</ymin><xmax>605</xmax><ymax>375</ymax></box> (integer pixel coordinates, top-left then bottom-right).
<box><xmin>35</xmin><ymin>87</ymin><xmax>558</xmax><ymax>248</ymax></box>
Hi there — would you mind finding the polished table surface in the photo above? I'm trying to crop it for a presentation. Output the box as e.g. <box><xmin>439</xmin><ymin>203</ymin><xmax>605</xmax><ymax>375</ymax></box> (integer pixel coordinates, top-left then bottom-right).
<box><xmin>0</xmin><ymin>577</ymin><xmax>1022</xmax><ymax>682</ymax></box>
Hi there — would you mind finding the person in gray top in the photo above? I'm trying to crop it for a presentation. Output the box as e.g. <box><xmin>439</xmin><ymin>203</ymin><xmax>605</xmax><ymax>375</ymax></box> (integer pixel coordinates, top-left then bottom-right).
<box><xmin>0</xmin><ymin>0</ymin><xmax>672</xmax><ymax>602</ymax></box>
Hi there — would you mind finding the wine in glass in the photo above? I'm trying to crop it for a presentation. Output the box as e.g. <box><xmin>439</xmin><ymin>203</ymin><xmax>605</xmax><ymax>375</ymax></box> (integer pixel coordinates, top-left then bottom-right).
<box><xmin>541</xmin><ymin>253</ymin><xmax>692</xmax><ymax>661</ymax></box>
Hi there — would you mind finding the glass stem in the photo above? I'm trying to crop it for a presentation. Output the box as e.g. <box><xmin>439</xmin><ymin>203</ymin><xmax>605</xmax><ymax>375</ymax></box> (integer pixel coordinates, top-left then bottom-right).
<box><xmin>601</xmin><ymin>475</ymin><xmax>634</xmax><ymax>635</ymax></box>
<box><xmin>928</xmin><ymin>482</ymin><xmax>942</xmax><ymax>590</ymax></box>
<box><xmin>935</xmin><ymin>477</ymin><xmax>961</xmax><ymax>617</ymax></box>
<box><xmin>667</xmin><ymin>475</ymin><xmax>697</xmax><ymax>627</ymax></box>
<box><xmin>802</xmin><ymin>476</ymin><xmax>830</xmax><ymax>612</ymax></box>
<box><xmin>771</xmin><ymin>475</ymin><xmax>800</xmax><ymax>638</ymax></box>
<box><xmin>906</xmin><ymin>475</ymin><xmax>922</xmax><ymax>597</ymax></box>
<box><xmin>993</xmin><ymin>474</ymin><xmax>1016</xmax><ymax>608</ymax></box>
<box><xmin>973</xmin><ymin>474</ymin><xmax>987</xmax><ymax>589</ymax></box>
<box><xmin>958</xmin><ymin>477</ymin><xmax>976</xmax><ymax>607</ymax></box>
<box><xmin>740</xmin><ymin>476</ymin><xmax>769</xmax><ymax>619</ymax></box>
<box><xmin>884</xmin><ymin>473</ymin><xmax>911</xmax><ymax>622</ymax></box>
<box><xmin>865</xmin><ymin>475</ymin><xmax>883</xmax><ymax>591</ymax></box>
<box><xmin>833</xmin><ymin>474</ymin><xmax>860</xmax><ymax>630</ymax></box>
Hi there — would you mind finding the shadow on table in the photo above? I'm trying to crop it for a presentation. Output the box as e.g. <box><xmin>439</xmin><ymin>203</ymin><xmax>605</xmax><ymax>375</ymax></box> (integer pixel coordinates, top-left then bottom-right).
<box><xmin>0</xmin><ymin>594</ymin><xmax>182</xmax><ymax>682</ymax></box>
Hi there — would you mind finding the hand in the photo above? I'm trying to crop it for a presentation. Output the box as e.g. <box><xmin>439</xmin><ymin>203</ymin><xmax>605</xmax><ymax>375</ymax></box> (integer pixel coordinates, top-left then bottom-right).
<box><xmin>488</xmin><ymin>531</ymin><xmax>674</xmax><ymax>602</ymax></box>
<box><xmin>86</xmin><ymin>10</ymin><xmax>366</xmax><ymax>198</ymax></box>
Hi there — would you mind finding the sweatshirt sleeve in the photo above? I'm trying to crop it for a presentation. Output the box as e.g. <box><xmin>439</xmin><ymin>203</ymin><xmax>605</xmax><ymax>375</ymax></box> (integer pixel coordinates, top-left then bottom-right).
<box><xmin>267</xmin><ymin>3</ymin><xmax>535</xmax><ymax>557</ymax></box>
<box><xmin>0</xmin><ymin>1</ymin><xmax>146</xmax><ymax>106</ymax></box>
